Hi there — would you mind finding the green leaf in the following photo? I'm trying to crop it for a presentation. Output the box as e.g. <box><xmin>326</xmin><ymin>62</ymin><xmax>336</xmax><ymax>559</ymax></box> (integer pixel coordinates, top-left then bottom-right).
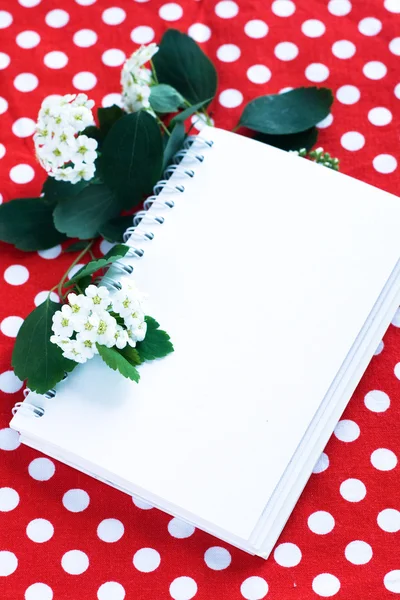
<box><xmin>99</xmin><ymin>215</ymin><xmax>134</xmax><ymax>243</ymax></box>
<box><xmin>238</xmin><ymin>87</ymin><xmax>333</xmax><ymax>135</ymax></box>
<box><xmin>68</xmin><ymin>243</ymin><xmax>129</xmax><ymax>284</ymax></box>
<box><xmin>42</xmin><ymin>176</ymin><xmax>88</xmax><ymax>201</ymax></box>
<box><xmin>0</xmin><ymin>197</ymin><xmax>67</xmax><ymax>251</ymax></box>
<box><xmin>65</xmin><ymin>240</ymin><xmax>90</xmax><ymax>253</ymax></box>
<box><xmin>254</xmin><ymin>127</ymin><xmax>319</xmax><ymax>152</ymax></box>
<box><xmin>153</xmin><ymin>29</ymin><xmax>217</xmax><ymax>105</ymax></box>
<box><xmin>12</xmin><ymin>298</ymin><xmax>76</xmax><ymax>394</ymax></box>
<box><xmin>97</xmin><ymin>104</ymin><xmax>124</xmax><ymax>138</ymax></box>
<box><xmin>149</xmin><ymin>84</ymin><xmax>185</xmax><ymax>113</ymax></box>
<box><xmin>96</xmin><ymin>344</ymin><xmax>140</xmax><ymax>383</ymax></box>
<box><xmin>136</xmin><ymin>315</ymin><xmax>174</xmax><ymax>361</ymax></box>
<box><xmin>169</xmin><ymin>98</ymin><xmax>212</xmax><ymax>127</ymax></box>
<box><xmin>74</xmin><ymin>275</ymin><xmax>92</xmax><ymax>293</ymax></box>
<box><xmin>101</xmin><ymin>111</ymin><xmax>163</xmax><ymax>209</ymax></box>
<box><xmin>162</xmin><ymin>122</ymin><xmax>185</xmax><ymax>170</ymax></box>
<box><xmin>53</xmin><ymin>183</ymin><xmax>120</xmax><ymax>239</ymax></box>
<box><xmin>81</xmin><ymin>125</ymin><xmax>102</xmax><ymax>145</ymax></box>
<box><xmin>120</xmin><ymin>346</ymin><xmax>142</xmax><ymax>366</ymax></box>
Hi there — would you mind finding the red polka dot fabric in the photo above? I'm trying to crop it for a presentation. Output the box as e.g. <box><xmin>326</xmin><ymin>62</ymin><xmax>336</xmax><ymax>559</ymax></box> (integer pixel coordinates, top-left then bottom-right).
<box><xmin>1</xmin><ymin>0</ymin><xmax>400</xmax><ymax>598</ymax></box>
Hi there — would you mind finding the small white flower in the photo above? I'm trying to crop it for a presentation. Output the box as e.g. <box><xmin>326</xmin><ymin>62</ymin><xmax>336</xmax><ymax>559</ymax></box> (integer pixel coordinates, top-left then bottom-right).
<box><xmin>73</xmin><ymin>160</ymin><xmax>96</xmax><ymax>181</ymax></box>
<box><xmin>130</xmin><ymin>43</ymin><xmax>159</xmax><ymax>68</ymax></box>
<box><xmin>74</xmin><ymin>93</ymin><xmax>95</xmax><ymax>110</ymax></box>
<box><xmin>75</xmin><ymin>135</ymin><xmax>98</xmax><ymax>163</ymax></box>
<box><xmin>61</xmin><ymin>339</ymin><xmax>88</xmax><ymax>363</ymax></box>
<box><xmin>114</xmin><ymin>325</ymin><xmax>129</xmax><ymax>349</ymax></box>
<box><xmin>85</xmin><ymin>285</ymin><xmax>111</xmax><ymax>311</ymax></box>
<box><xmin>130</xmin><ymin>320</ymin><xmax>147</xmax><ymax>343</ymax></box>
<box><xmin>50</xmin><ymin>335</ymin><xmax>72</xmax><ymax>348</ymax></box>
<box><xmin>76</xmin><ymin>332</ymin><xmax>98</xmax><ymax>358</ymax></box>
<box><xmin>51</xmin><ymin>305</ymin><xmax>75</xmax><ymax>338</ymax></box>
<box><xmin>89</xmin><ymin>311</ymin><xmax>118</xmax><ymax>347</ymax></box>
<box><xmin>67</xmin><ymin>292</ymin><xmax>91</xmax><ymax>321</ymax></box>
<box><xmin>124</xmin><ymin>305</ymin><xmax>145</xmax><ymax>331</ymax></box>
<box><xmin>69</xmin><ymin>106</ymin><xmax>94</xmax><ymax>132</ymax></box>
<box><xmin>112</xmin><ymin>286</ymin><xmax>143</xmax><ymax>318</ymax></box>
<box><xmin>121</xmin><ymin>44</ymin><xmax>158</xmax><ymax>115</ymax></box>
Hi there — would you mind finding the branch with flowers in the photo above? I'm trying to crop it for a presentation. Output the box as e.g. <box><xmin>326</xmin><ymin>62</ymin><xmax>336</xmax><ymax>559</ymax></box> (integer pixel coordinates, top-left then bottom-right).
<box><xmin>1</xmin><ymin>29</ymin><xmax>338</xmax><ymax>394</ymax></box>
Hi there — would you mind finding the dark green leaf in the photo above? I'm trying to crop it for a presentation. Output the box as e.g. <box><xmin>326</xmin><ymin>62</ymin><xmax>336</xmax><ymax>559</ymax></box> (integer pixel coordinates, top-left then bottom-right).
<box><xmin>65</xmin><ymin>240</ymin><xmax>91</xmax><ymax>253</ymax></box>
<box><xmin>254</xmin><ymin>127</ymin><xmax>319</xmax><ymax>152</ymax></box>
<box><xmin>153</xmin><ymin>29</ymin><xmax>217</xmax><ymax>105</ymax></box>
<box><xmin>42</xmin><ymin>176</ymin><xmax>88</xmax><ymax>201</ymax></box>
<box><xmin>81</xmin><ymin>125</ymin><xmax>102</xmax><ymax>145</ymax></box>
<box><xmin>53</xmin><ymin>183</ymin><xmax>120</xmax><ymax>239</ymax></box>
<box><xmin>68</xmin><ymin>244</ymin><xmax>129</xmax><ymax>284</ymax></box>
<box><xmin>99</xmin><ymin>215</ymin><xmax>134</xmax><ymax>243</ymax></box>
<box><xmin>120</xmin><ymin>346</ymin><xmax>142</xmax><ymax>366</ymax></box>
<box><xmin>97</xmin><ymin>105</ymin><xmax>124</xmax><ymax>138</ymax></box>
<box><xmin>169</xmin><ymin>98</ymin><xmax>212</xmax><ymax>126</ymax></box>
<box><xmin>136</xmin><ymin>315</ymin><xmax>174</xmax><ymax>361</ymax></box>
<box><xmin>12</xmin><ymin>298</ymin><xmax>76</xmax><ymax>394</ymax></box>
<box><xmin>0</xmin><ymin>197</ymin><xmax>67</xmax><ymax>251</ymax></box>
<box><xmin>149</xmin><ymin>84</ymin><xmax>185</xmax><ymax>113</ymax></box>
<box><xmin>96</xmin><ymin>344</ymin><xmax>140</xmax><ymax>383</ymax></box>
<box><xmin>238</xmin><ymin>87</ymin><xmax>333</xmax><ymax>135</ymax></box>
<box><xmin>73</xmin><ymin>275</ymin><xmax>92</xmax><ymax>293</ymax></box>
<box><xmin>101</xmin><ymin>111</ymin><xmax>163</xmax><ymax>209</ymax></box>
<box><xmin>162</xmin><ymin>122</ymin><xmax>185</xmax><ymax>170</ymax></box>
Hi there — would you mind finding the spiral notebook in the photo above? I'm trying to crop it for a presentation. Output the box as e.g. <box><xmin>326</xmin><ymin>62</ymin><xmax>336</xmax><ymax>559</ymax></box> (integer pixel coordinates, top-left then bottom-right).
<box><xmin>10</xmin><ymin>127</ymin><xmax>400</xmax><ymax>557</ymax></box>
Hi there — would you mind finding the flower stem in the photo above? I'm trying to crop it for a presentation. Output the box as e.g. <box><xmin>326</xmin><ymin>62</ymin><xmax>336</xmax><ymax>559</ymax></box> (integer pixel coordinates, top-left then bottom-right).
<box><xmin>53</xmin><ymin>240</ymin><xmax>95</xmax><ymax>302</ymax></box>
<box><xmin>201</xmin><ymin>108</ymin><xmax>213</xmax><ymax>127</ymax></box>
<box><xmin>150</xmin><ymin>60</ymin><xmax>159</xmax><ymax>84</ymax></box>
<box><xmin>156</xmin><ymin>116</ymin><xmax>171</xmax><ymax>136</ymax></box>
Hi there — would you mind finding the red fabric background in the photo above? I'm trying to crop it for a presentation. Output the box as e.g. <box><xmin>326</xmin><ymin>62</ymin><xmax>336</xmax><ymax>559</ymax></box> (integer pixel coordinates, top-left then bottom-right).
<box><xmin>0</xmin><ymin>0</ymin><xmax>399</xmax><ymax>598</ymax></box>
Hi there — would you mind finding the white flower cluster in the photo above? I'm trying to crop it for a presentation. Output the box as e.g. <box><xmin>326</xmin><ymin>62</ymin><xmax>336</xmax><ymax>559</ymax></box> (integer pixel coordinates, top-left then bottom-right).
<box><xmin>50</xmin><ymin>283</ymin><xmax>147</xmax><ymax>364</ymax></box>
<box><xmin>34</xmin><ymin>93</ymin><xmax>98</xmax><ymax>183</ymax></box>
<box><xmin>121</xmin><ymin>43</ymin><xmax>159</xmax><ymax>113</ymax></box>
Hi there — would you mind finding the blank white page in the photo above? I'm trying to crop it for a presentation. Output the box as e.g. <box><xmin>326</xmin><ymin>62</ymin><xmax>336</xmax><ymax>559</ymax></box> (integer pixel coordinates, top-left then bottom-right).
<box><xmin>11</xmin><ymin>127</ymin><xmax>400</xmax><ymax>541</ymax></box>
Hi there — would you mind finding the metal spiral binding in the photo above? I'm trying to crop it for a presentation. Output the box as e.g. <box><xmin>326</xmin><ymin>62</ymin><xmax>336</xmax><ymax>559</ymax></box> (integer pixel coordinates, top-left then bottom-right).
<box><xmin>12</xmin><ymin>135</ymin><xmax>214</xmax><ymax>418</ymax></box>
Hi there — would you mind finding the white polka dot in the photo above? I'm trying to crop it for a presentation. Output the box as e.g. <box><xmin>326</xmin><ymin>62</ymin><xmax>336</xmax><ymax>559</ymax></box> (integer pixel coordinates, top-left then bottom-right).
<box><xmin>305</xmin><ymin>63</ymin><xmax>329</xmax><ymax>82</ymax></box>
<box><xmin>1</xmin><ymin>316</ymin><xmax>23</xmax><ymax>337</ymax></box>
<box><xmin>373</xmin><ymin>154</ymin><xmax>397</xmax><ymax>174</ymax></box>
<box><xmin>0</xmin><ymin>370</ymin><xmax>23</xmax><ymax>393</ymax></box>
<box><xmin>16</xmin><ymin>31</ymin><xmax>41</xmax><ymax>49</ymax></box>
<box><xmin>219</xmin><ymin>89</ymin><xmax>243</xmax><ymax>108</ymax></box>
<box><xmin>73</xmin><ymin>72</ymin><xmax>97</xmax><ymax>91</ymax></box>
<box><xmin>328</xmin><ymin>0</ymin><xmax>351</xmax><ymax>16</ymax></box>
<box><xmin>102</xmin><ymin>7</ymin><xmax>126</xmax><ymax>25</ymax></box>
<box><xmin>45</xmin><ymin>9</ymin><xmax>69</xmax><ymax>28</ymax></box>
<box><xmin>334</xmin><ymin>419</ymin><xmax>360</xmax><ymax>441</ymax></box>
<box><xmin>215</xmin><ymin>0</ymin><xmax>239</xmax><ymax>18</ymax></box>
<box><xmin>358</xmin><ymin>17</ymin><xmax>382</xmax><ymax>36</ymax></box>
<box><xmin>275</xmin><ymin>42</ymin><xmax>298</xmax><ymax>61</ymax></box>
<box><xmin>102</xmin><ymin>49</ymin><xmax>126</xmax><ymax>67</ymax></box>
<box><xmin>301</xmin><ymin>19</ymin><xmax>326</xmax><ymax>37</ymax></box>
<box><xmin>0</xmin><ymin>97</ymin><xmax>7</xmax><ymax>114</ymax></box>
<box><xmin>0</xmin><ymin>551</ymin><xmax>18</xmax><ymax>576</ymax></box>
<box><xmin>28</xmin><ymin>457</ymin><xmax>55</xmax><ymax>481</ymax></box>
<box><xmin>395</xmin><ymin>362</ymin><xmax>400</xmax><ymax>380</ymax></box>
<box><xmin>25</xmin><ymin>583</ymin><xmax>53</xmax><ymax>600</ymax></box>
<box><xmin>364</xmin><ymin>390</ymin><xmax>390</xmax><ymax>412</ymax></box>
<box><xmin>374</xmin><ymin>340</ymin><xmax>384</xmax><ymax>355</ymax></box>
<box><xmin>273</xmin><ymin>542</ymin><xmax>302</xmax><ymax>567</ymax></box>
<box><xmin>317</xmin><ymin>114</ymin><xmax>333</xmax><ymax>129</ymax></box>
<box><xmin>341</xmin><ymin>131</ymin><xmax>365</xmax><ymax>151</ymax></box>
<box><xmin>389</xmin><ymin>38</ymin><xmax>400</xmax><ymax>55</ymax></box>
<box><xmin>340</xmin><ymin>478</ymin><xmax>366</xmax><ymax>502</ymax></box>
<box><xmin>10</xmin><ymin>164</ymin><xmax>35</xmax><ymax>184</ymax></box>
<box><xmin>363</xmin><ymin>61</ymin><xmax>387</xmax><ymax>80</ymax></box>
<box><xmin>14</xmin><ymin>73</ymin><xmax>38</xmax><ymax>92</ymax></box>
<box><xmin>97</xmin><ymin>519</ymin><xmax>124</xmax><ymax>543</ymax></box>
<box><xmin>170</xmin><ymin>577</ymin><xmax>198</xmax><ymax>600</ymax></box>
<box><xmin>312</xmin><ymin>573</ymin><xmax>341</xmax><ymax>597</ymax></box>
<box><xmin>217</xmin><ymin>44</ymin><xmax>241</xmax><ymax>62</ymax></box>
<box><xmin>272</xmin><ymin>0</ymin><xmax>295</xmax><ymax>17</ymax></box>
<box><xmin>34</xmin><ymin>291</ymin><xmax>59</xmax><ymax>306</ymax></box>
<box><xmin>332</xmin><ymin>40</ymin><xmax>356</xmax><ymax>59</ymax></box>
<box><xmin>371</xmin><ymin>448</ymin><xmax>397</xmax><ymax>471</ymax></box>
<box><xmin>131</xmin><ymin>26</ymin><xmax>155</xmax><ymax>44</ymax></box>
<box><xmin>61</xmin><ymin>550</ymin><xmax>89</xmax><ymax>575</ymax></box>
<box><xmin>345</xmin><ymin>540</ymin><xmax>372</xmax><ymax>565</ymax></box>
<box><xmin>44</xmin><ymin>51</ymin><xmax>68</xmax><ymax>69</ymax></box>
<box><xmin>188</xmin><ymin>23</ymin><xmax>211</xmax><ymax>43</ymax></box>
<box><xmin>0</xmin><ymin>143</ymin><xmax>5</xmax><ymax>159</ymax></box>
<box><xmin>4</xmin><ymin>264</ymin><xmax>30</xmax><ymax>286</ymax></box>
<box><xmin>368</xmin><ymin>107</ymin><xmax>392</xmax><ymax>126</ymax></box>
<box><xmin>97</xmin><ymin>582</ymin><xmax>126</xmax><ymax>600</ymax></box>
<box><xmin>168</xmin><ymin>517</ymin><xmax>195</xmax><ymax>538</ymax></box>
<box><xmin>0</xmin><ymin>428</ymin><xmax>20</xmax><ymax>451</ymax></box>
<box><xmin>38</xmin><ymin>245</ymin><xmax>62</xmax><ymax>259</ymax></box>
<box><xmin>247</xmin><ymin>65</ymin><xmax>271</xmax><ymax>84</ymax></box>
<box><xmin>384</xmin><ymin>0</ymin><xmax>400</xmax><ymax>12</ymax></box>
<box><xmin>336</xmin><ymin>85</ymin><xmax>360</xmax><ymax>104</ymax></box>
<box><xmin>308</xmin><ymin>511</ymin><xmax>335</xmax><ymax>534</ymax></box>
<box><xmin>102</xmin><ymin>94</ymin><xmax>122</xmax><ymax>108</ymax></box>
<box><xmin>133</xmin><ymin>548</ymin><xmax>161</xmax><ymax>572</ymax></box>
<box><xmin>240</xmin><ymin>576</ymin><xmax>269</xmax><ymax>600</ymax></box>
<box><xmin>19</xmin><ymin>0</ymin><xmax>42</xmax><ymax>6</ymax></box>
<box><xmin>204</xmin><ymin>546</ymin><xmax>231</xmax><ymax>570</ymax></box>
<box><xmin>244</xmin><ymin>19</ymin><xmax>268</xmax><ymax>38</ymax></box>
<box><xmin>378</xmin><ymin>508</ymin><xmax>400</xmax><ymax>533</ymax></box>
<box><xmin>62</xmin><ymin>489</ymin><xmax>90</xmax><ymax>512</ymax></box>
<box><xmin>69</xmin><ymin>264</ymin><xmax>85</xmax><ymax>281</ymax></box>
<box><xmin>0</xmin><ymin>487</ymin><xmax>20</xmax><ymax>511</ymax></box>
<box><xmin>132</xmin><ymin>495</ymin><xmax>153</xmax><ymax>509</ymax></box>
<box><xmin>12</xmin><ymin>118</ymin><xmax>36</xmax><ymax>138</ymax></box>
<box><xmin>384</xmin><ymin>571</ymin><xmax>400</xmax><ymax>593</ymax></box>
<box><xmin>73</xmin><ymin>29</ymin><xmax>98</xmax><ymax>48</ymax></box>
<box><xmin>75</xmin><ymin>0</ymin><xmax>97</xmax><ymax>4</ymax></box>
<box><xmin>313</xmin><ymin>452</ymin><xmax>329</xmax><ymax>473</ymax></box>
<box><xmin>0</xmin><ymin>11</ymin><xmax>12</xmax><ymax>28</ymax></box>
<box><xmin>26</xmin><ymin>519</ymin><xmax>54</xmax><ymax>543</ymax></box>
<box><xmin>159</xmin><ymin>3</ymin><xmax>183</xmax><ymax>21</ymax></box>
<box><xmin>0</xmin><ymin>53</ymin><xmax>10</xmax><ymax>69</ymax></box>
<box><xmin>394</xmin><ymin>83</ymin><xmax>400</xmax><ymax>99</ymax></box>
